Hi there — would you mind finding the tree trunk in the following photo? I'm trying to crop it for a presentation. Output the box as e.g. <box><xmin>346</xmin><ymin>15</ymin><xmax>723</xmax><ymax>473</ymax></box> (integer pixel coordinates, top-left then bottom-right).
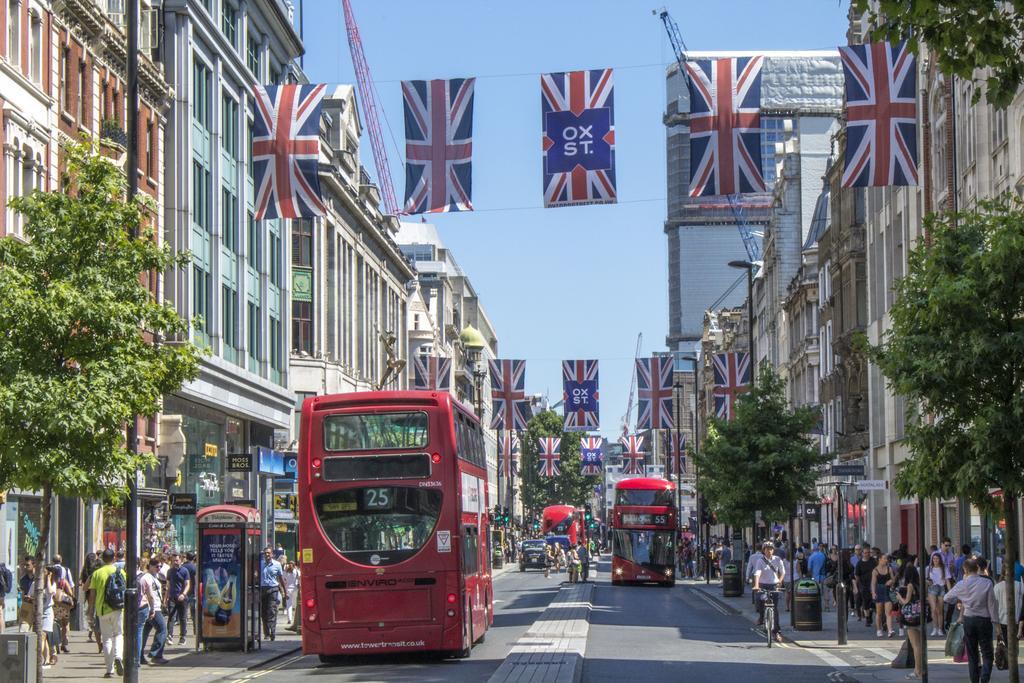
<box><xmin>34</xmin><ymin>482</ymin><xmax>53</xmax><ymax>682</ymax></box>
<box><xmin>1004</xmin><ymin>494</ymin><xmax>1019</xmax><ymax>683</ymax></box>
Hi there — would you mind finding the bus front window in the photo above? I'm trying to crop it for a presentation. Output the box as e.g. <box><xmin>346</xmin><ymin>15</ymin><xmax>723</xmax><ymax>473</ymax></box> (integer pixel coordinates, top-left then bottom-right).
<box><xmin>314</xmin><ymin>487</ymin><xmax>442</xmax><ymax>566</ymax></box>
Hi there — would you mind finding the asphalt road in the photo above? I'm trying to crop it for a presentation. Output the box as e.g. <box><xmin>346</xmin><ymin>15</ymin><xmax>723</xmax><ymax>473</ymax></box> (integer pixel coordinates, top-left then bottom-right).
<box><xmin>582</xmin><ymin>560</ymin><xmax>837</xmax><ymax>682</ymax></box>
<box><xmin>243</xmin><ymin>562</ymin><xmax>562</xmax><ymax>682</ymax></box>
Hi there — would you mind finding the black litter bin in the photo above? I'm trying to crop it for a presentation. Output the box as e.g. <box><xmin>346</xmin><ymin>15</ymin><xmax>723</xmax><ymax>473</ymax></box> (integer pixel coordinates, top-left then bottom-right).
<box><xmin>794</xmin><ymin>579</ymin><xmax>823</xmax><ymax>631</ymax></box>
<box><xmin>722</xmin><ymin>562</ymin><xmax>743</xmax><ymax>597</ymax></box>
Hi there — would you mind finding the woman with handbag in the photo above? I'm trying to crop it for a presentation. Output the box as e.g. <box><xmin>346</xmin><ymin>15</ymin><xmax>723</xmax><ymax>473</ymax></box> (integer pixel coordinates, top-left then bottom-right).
<box><xmin>52</xmin><ymin>566</ymin><xmax>75</xmax><ymax>657</ymax></box>
<box><xmin>39</xmin><ymin>567</ymin><xmax>58</xmax><ymax>668</ymax></box>
<box><xmin>898</xmin><ymin>557</ymin><xmax>925</xmax><ymax>680</ymax></box>
<box><xmin>872</xmin><ymin>553</ymin><xmax>897</xmax><ymax>637</ymax></box>
<box><xmin>926</xmin><ymin>552</ymin><xmax>951</xmax><ymax>637</ymax></box>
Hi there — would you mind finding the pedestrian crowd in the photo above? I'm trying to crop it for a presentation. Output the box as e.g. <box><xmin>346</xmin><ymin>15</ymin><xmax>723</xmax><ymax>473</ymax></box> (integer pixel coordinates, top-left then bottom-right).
<box><xmin>0</xmin><ymin>542</ymin><xmax>301</xmax><ymax>678</ymax></box>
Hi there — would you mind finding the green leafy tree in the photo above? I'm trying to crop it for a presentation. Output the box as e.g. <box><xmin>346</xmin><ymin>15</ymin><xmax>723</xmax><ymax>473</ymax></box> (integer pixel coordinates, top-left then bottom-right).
<box><xmin>859</xmin><ymin>0</ymin><xmax>1024</xmax><ymax>107</ymax></box>
<box><xmin>0</xmin><ymin>143</ymin><xmax>201</xmax><ymax>677</ymax></box>
<box><xmin>695</xmin><ymin>366</ymin><xmax>828</xmax><ymax>530</ymax></box>
<box><xmin>865</xmin><ymin>196</ymin><xmax>1024</xmax><ymax>681</ymax></box>
<box><xmin>518</xmin><ymin>410</ymin><xmax>599</xmax><ymax>517</ymax></box>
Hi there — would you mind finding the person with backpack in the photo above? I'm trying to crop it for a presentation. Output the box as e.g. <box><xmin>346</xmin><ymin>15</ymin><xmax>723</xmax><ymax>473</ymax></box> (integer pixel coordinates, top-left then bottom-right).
<box><xmin>88</xmin><ymin>549</ymin><xmax>125</xmax><ymax>678</ymax></box>
<box><xmin>0</xmin><ymin>560</ymin><xmax>12</xmax><ymax>634</ymax></box>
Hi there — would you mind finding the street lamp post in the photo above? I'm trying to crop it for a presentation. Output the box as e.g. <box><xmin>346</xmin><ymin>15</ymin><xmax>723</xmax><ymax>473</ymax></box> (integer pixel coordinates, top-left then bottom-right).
<box><xmin>679</xmin><ymin>353</ymin><xmax>704</xmax><ymax>582</ymax></box>
<box><xmin>728</xmin><ymin>260</ymin><xmax>756</xmax><ymax>388</ymax></box>
<box><xmin>673</xmin><ymin>378</ymin><xmax>683</xmax><ymax>563</ymax></box>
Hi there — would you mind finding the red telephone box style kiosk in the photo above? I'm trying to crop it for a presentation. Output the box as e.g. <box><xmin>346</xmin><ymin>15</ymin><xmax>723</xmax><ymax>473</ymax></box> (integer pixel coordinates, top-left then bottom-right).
<box><xmin>196</xmin><ymin>505</ymin><xmax>262</xmax><ymax>652</ymax></box>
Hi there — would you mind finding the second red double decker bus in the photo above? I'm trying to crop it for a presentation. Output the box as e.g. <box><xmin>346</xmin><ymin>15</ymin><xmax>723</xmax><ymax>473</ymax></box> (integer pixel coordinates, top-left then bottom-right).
<box><xmin>297</xmin><ymin>391</ymin><xmax>492</xmax><ymax>661</ymax></box>
<box><xmin>611</xmin><ymin>477</ymin><xmax>677</xmax><ymax>586</ymax></box>
<box><xmin>541</xmin><ymin>504</ymin><xmax>584</xmax><ymax>546</ymax></box>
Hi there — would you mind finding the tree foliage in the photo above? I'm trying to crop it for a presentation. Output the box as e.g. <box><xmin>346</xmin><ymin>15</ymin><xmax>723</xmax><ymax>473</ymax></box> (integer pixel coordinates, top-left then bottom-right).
<box><xmin>695</xmin><ymin>366</ymin><xmax>827</xmax><ymax>530</ymax></box>
<box><xmin>865</xmin><ymin>196</ymin><xmax>1024</xmax><ymax>681</ymax></box>
<box><xmin>860</xmin><ymin>0</ymin><xmax>1024</xmax><ymax>107</ymax></box>
<box><xmin>518</xmin><ymin>410</ymin><xmax>599</xmax><ymax>513</ymax></box>
<box><xmin>0</xmin><ymin>142</ymin><xmax>201</xmax><ymax>499</ymax></box>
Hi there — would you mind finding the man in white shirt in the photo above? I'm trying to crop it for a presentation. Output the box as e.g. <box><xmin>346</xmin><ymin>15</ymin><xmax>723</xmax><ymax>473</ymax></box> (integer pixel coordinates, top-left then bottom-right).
<box><xmin>753</xmin><ymin>541</ymin><xmax>786</xmax><ymax>641</ymax></box>
<box><xmin>944</xmin><ymin>558</ymin><xmax>998</xmax><ymax>683</ymax></box>
<box><xmin>139</xmin><ymin>559</ymin><xmax>168</xmax><ymax>665</ymax></box>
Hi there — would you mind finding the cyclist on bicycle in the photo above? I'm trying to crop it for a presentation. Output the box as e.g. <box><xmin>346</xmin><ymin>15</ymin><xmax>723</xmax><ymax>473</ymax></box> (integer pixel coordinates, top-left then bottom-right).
<box><xmin>753</xmin><ymin>541</ymin><xmax>786</xmax><ymax>642</ymax></box>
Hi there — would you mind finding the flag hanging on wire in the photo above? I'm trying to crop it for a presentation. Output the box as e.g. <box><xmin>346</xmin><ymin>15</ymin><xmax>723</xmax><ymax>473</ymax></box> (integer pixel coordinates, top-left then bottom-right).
<box><xmin>401</xmin><ymin>78</ymin><xmax>475</xmax><ymax>214</ymax></box>
<box><xmin>500</xmin><ymin>431</ymin><xmax>520</xmax><ymax>480</ymax></box>
<box><xmin>636</xmin><ymin>357</ymin><xmax>674</xmax><ymax>430</ymax></box>
<box><xmin>620</xmin><ymin>434</ymin><xmax>646</xmax><ymax>476</ymax></box>
<box><xmin>541</xmin><ymin>69</ymin><xmax>617</xmax><ymax>207</ymax></box>
<box><xmin>489</xmin><ymin>359</ymin><xmax>529</xmax><ymax>431</ymax></box>
<box><xmin>580</xmin><ymin>436</ymin><xmax>604</xmax><ymax>476</ymax></box>
<box><xmin>252</xmin><ymin>84</ymin><xmax>327</xmax><ymax>219</ymax></box>
<box><xmin>712</xmin><ymin>352</ymin><xmax>751</xmax><ymax>420</ymax></box>
<box><xmin>838</xmin><ymin>41</ymin><xmax>918</xmax><ymax>188</ymax></box>
<box><xmin>685</xmin><ymin>57</ymin><xmax>765</xmax><ymax>197</ymax></box>
<box><xmin>562</xmin><ymin>360</ymin><xmax>600</xmax><ymax>432</ymax></box>
<box><xmin>663</xmin><ymin>432</ymin><xmax>686</xmax><ymax>477</ymax></box>
<box><xmin>411</xmin><ymin>354</ymin><xmax>451</xmax><ymax>391</ymax></box>
<box><xmin>538</xmin><ymin>437</ymin><xmax>561</xmax><ymax>477</ymax></box>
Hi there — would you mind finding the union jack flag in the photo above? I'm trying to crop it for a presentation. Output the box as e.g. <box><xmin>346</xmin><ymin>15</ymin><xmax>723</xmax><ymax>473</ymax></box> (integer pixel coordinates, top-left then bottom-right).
<box><xmin>252</xmin><ymin>84</ymin><xmax>327</xmax><ymax>220</ymax></box>
<box><xmin>500</xmin><ymin>431</ymin><xmax>520</xmax><ymax>480</ymax></box>
<box><xmin>562</xmin><ymin>360</ymin><xmax>600</xmax><ymax>432</ymax></box>
<box><xmin>580</xmin><ymin>436</ymin><xmax>604</xmax><ymax>476</ymax></box>
<box><xmin>839</xmin><ymin>41</ymin><xmax>918</xmax><ymax>188</ymax></box>
<box><xmin>636</xmin><ymin>357</ymin><xmax>674</xmax><ymax>430</ymax></box>
<box><xmin>402</xmin><ymin>78</ymin><xmax>475</xmax><ymax>214</ymax></box>
<box><xmin>489</xmin><ymin>359</ymin><xmax>529</xmax><ymax>431</ymax></box>
<box><xmin>538</xmin><ymin>437</ymin><xmax>561</xmax><ymax>477</ymax></box>
<box><xmin>541</xmin><ymin>69</ymin><xmax>616</xmax><ymax>207</ymax></box>
<box><xmin>712</xmin><ymin>352</ymin><xmax>751</xmax><ymax>420</ymax></box>
<box><xmin>685</xmin><ymin>57</ymin><xmax>765</xmax><ymax>197</ymax></box>
<box><xmin>411</xmin><ymin>354</ymin><xmax>451</xmax><ymax>391</ymax></box>
<box><xmin>663</xmin><ymin>432</ymin><xmax>686</xmax><ymax>477</ymax></box>
<box><xmin>620</xmin><ymin>434</ymin><xmax>645</xmax><ymax>476</ymax></box>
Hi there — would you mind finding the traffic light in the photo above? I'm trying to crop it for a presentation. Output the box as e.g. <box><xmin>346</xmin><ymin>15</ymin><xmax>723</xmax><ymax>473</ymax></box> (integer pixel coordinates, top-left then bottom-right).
<box><xmin>584</xmin><ymin>504</ymin><xmax>592</xmax><ymax>523</ymax></box>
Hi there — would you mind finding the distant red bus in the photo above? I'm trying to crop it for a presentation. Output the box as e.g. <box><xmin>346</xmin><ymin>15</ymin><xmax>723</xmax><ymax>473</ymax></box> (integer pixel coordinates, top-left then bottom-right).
<box><xmin>611</xmin><ymin>478</ymin><xmax>677</xmax><ymax>586</ymax></box>
<box><xmin>297</xmin><ymin>391</ymin><xmax>493</xmax><ymax>660</ymax></box>
<box><xmin>542</xmin><ymin>505</ymin><xmax>583</xmax><ymax>546</ymax></box>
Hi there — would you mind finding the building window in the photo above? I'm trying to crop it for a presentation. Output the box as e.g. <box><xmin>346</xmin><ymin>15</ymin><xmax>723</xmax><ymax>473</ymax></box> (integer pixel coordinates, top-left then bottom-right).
<box><xmin>192</xmin><ymin>160</ymin><xmax>210</xmax><ymax>232</ymax></box>
<box><xmin>292</xmin><ymin>219</ymin><xmax>313</xmax><ymax>267</ymax></box>
<box><xmin>222</xmin><ymin>95</ymin><xmax>238</xmax><ymax>157</ymax></box>
<box><xmin>146</xmin><ymin>120</ymin><xmax>155</xmax><ymax>177</ymax></box>
<box><xmin>8</xmin><ymin>1</ymin><xmax>19</xmax><ymax>66</ymax></box>
<box><xmin>269</xmin><ymin>316</ymin><xmax>283</xmax><ymax>373</ymax></box>
<box><xmin>29</xmin><ymin>12</ymin><xmax>41</xmax><ymax>84</ymax></box>
<box><xmin>247</xmin><ymin>211</ymin><xmax>260</xmax><ymax>266</ymax></box>
<box><xmin>222</xmin><ymin>285</ymin><xmax>239</xmax><ymax>357</ymax></box>
<box><xmin>59</xmin><ymin>47</ymin><xmax>70</xmax><ymax>113</ymax></box>
<box><xmin>248</xmin><ymin>301</ymin><xmax>261</xmax><ymax>366</ymax></box>
<box><xmin>292</xmin><ymin>301</ymin><xmax>312</xmax><ymax>354</ymax></box>
<box><xmin>269</xmin><ymin>63</ymin><xmax>282</xmax><ymax>86</ymax></box>
<box><xmin>246</xmin><ymin>34</ymin><xmax>261</xmax><ymax>77</ymax></box>
<box><xmin>193</xmin><ymin>59</ymin><xmax>212</xmax><ymax>130</ymax></box>
<box><xmin>222</xmin><ymin>187</ymin><xmax>238</xmax><ymax>252</ymax></box>
<box><xmin>193</xmin><ymin>265</ymin><xmax>211</xmax><ymax>338</ymax></box>
<box><xmin>221</xmin><ymin>3</ymin><xmax>237</xmax><ymax>48</ymax></box>
<box><xmin>992</xmin><ymin>106</ymin><xmax>1008</xmax><ymax>149</ymax></box>
<box><xmin>760</xmin><ymin>116</ymin><xmax>786</xmax><ymax>188</ymax></box>
<box><xmin>246</xmin><ymin>117</ymin><xmax>254</xmax><ymax>178</ymax></box>
<box><xmin>269</xmin><ymin>231</ymin><xmax>282</xmax><ymax>286</ymax></box>
<box><xmin>78</xmin><ymin>60</ymin><xmax>88</xmax><ymax>124</ymax></box>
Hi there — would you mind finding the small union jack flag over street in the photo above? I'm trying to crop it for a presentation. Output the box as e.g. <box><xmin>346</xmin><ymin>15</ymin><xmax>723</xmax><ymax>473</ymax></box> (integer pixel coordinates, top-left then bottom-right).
<box><xmin>402</xmin><ymin>78</ymin><xmax>475</xmax><ymax>214</ymax></box>
<box><xmin>538</xmin><ymin>437</ymin><xmax>561</xmax><ymax>477</ymax></box>
<box><xmin>411</xmin><ymin>355</ymin><xmax>451</xmax><ymax>391</ymax></box>
<box><xmin>620</xmin><ymin>434</ymin><xmax>646</xmax><ymax>476</ymax></box>
<box><xmin>500</xmin><ymin>431</ymin><xmax>520</xmax><ymax>480</ymax></box>
<box><xmin>838</xmin><ymin>41</ymin><xmax>918</xmax><ymax>188</ymax></box>
<box><xmin>541</xmin><ymin>69</ymin><xmax>617</xmax><ymax>208</ymax></box>
<box><xmin>663</xmin><ymin>432</ymin><xmax>686</xmax><ymax>477</ymax></box>
<box><xmin>685</xmin><ymin>57</ymin><xmax>765</xmax><ymax>197</ymax></box>
<box><xmin>636</xmin><ymin>357</ymin><xmax>674</xmax><ymax>430</ymax></box>
<box><xmin>489</xmin><ymin>359</ymin><xmax>529</xmax><ymax>431</ymax></box>
<box><xmin>713</xmin><ymin>352</ymin><xmax>752</xmax><ymax>420</ymax></box>
<box><xmin>580</xmin><ymin>436</ymin><xmax>604</xmax><ymax>476</ymax></box>
<box><xmin>562</xmin><ymin>360</ymin><xmax>600</xmax><ymax>432</ymax></box>
<box><xmin>252</xmin><ymin>84</ymin><xmax>327</xmax><ymax>220</ymax></box>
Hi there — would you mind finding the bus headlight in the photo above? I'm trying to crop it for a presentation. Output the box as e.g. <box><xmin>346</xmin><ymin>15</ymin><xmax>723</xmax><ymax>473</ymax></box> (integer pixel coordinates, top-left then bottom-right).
<box><xmin>615</xmin><ymin>567</ymin><xmax>623</xmax><ymax>576</ymax></box>
<box><xmin>664</xmin><ymin>568</ymin><xmax>673</xmax><ymax>577</ymax></box>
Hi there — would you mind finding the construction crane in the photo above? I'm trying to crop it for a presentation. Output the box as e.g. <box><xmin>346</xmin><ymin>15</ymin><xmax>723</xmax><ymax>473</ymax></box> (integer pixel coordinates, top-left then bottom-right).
<box><xmin>342</xmin><ymin>0</ymin><xmax>400</xmax><ymax>215</ymax></box>
<box><xmin>620</xmin><ymin>333</ymin><xmax>643</xmax><ymax>437</ymax></box>
<box><xmin>655</xmin><ymin>7</ymin><xmax>763</xmax><ymax>265</ymax></box>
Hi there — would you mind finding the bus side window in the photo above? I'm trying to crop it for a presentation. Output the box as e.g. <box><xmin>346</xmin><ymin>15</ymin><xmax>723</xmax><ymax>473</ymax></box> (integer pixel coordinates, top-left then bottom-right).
<box><xmin>472</xmin><ymin>423</ymin><xmax>483</xmax><ymax>468</ymax></box>
<box><xmin>463</xmin><ymin>525</ymin><xmax>478</xmax><ymax>576</ymax></box>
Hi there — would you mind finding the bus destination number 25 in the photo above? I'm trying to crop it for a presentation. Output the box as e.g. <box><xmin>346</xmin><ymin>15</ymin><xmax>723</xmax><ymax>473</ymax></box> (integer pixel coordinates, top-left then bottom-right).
<box><xmin>365</xmin><ymin>487</ymin><xmax>393</xmax><ymax>510</ymax></box>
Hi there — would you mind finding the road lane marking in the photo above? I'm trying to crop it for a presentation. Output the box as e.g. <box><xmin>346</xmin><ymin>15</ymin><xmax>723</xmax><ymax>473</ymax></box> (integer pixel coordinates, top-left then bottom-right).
<box><xmin>866</xmin><ymin>646</ymin><xmax>897</xmax><ymax>661</ymax></box>
<box><xmin>691</xmin><ymin>588</ymin><xmax>732</xmax><ymax>616</ymax></box>
<box><xmin>226</xmin><ymin>653</ymin><xmax>305</xmax><ymax>682</ymax></box>
<box><xmin>805</xmin><ymin>648</ymin><xmax>850</xmax><ymax>668</ymax></box>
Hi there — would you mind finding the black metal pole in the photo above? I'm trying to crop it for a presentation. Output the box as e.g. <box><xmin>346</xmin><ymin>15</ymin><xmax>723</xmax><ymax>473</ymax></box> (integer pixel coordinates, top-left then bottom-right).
<box><xmin>918</xmin><ymin>496</ymin><xmax>929</xmax><ymax>681</ymax></box>
<box><xmin>695</xmin><ymin>366</ymin><xmax>708</xmax><ymax>585</ymax></box>
<box><xmin>746</xmin><ymin>268</ymin><xmax>755</xmax><ymax>387</ymax></box>
<box><xmin>836</xmin><ymin>485</ymin><xmax>847</xmax><ymax>646</ymax></box>
<box><xmin>674</xmin><ymin>380</ymin><xmax>682</xmax><ymax>574</ymax></box>
<box><xmin>124</xmin><ymin>0</ymin><xmax>140</xmax><ymax>680</ymax></box>
<box><xmin>788</xmin><ymin>515</ymin><xmax>795</xmax><ymax>627</ymax></box>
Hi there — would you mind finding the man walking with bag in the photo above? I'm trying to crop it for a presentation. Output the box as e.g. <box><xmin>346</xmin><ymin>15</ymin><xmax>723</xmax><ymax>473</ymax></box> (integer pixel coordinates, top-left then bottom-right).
<box><xmin>944</xmin><ymin>558</ymin><xmax>998</xmax><ymax>683</ymax></box>
<box><xmin>88</xmin><ymin>550</ymin><xmax>125</xmax><ymax>678</ymax></box>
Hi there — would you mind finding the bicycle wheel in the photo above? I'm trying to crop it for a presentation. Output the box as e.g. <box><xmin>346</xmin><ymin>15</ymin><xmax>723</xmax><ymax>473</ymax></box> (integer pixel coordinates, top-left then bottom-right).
<box><xmin>765</xmin><ymin>604</ymin><xmax>774</xmax><ymax>648</ymax></box>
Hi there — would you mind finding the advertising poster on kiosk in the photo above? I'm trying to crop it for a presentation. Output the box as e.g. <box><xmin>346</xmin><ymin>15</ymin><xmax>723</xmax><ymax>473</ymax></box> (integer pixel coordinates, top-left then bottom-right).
<box><xmin>201</xmin><ymin>528</ymin><xmax>242</xmax><ymax>639</ymax></box>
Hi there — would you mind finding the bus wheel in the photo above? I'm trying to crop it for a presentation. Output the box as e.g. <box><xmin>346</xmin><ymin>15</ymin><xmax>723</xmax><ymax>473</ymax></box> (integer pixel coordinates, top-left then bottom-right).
<box><xmin>318</xmin><ymin>655</ymin><xmax>343</xmax><ymax>665</ymax></box>
<box><xmin>456</xmin><ymin>601</ymin><xmax>473</xmax><ymax>658</ymax></box>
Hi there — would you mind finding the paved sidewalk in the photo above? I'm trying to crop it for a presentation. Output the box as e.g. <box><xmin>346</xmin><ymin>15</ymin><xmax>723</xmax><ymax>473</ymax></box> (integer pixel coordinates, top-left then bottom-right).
<box><xmin>686</xmin><ymin>578</ymin><xmax>1021</xmax><ymax>681</ymax></box>
<box><xmin>39</xmin><ymin>613</ymin><xmax>300</xmax><ymax>683</ymax></box>
<box><xmin>487</xmin><ymin>579</ymin><xmax>595</xmax><ymax>683</ymax></box>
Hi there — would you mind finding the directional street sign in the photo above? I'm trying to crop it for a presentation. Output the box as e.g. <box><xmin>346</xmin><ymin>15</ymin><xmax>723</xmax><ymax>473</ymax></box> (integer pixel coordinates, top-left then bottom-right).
<box><xmin>856</xmin><ymin>479</ymin><xmax>887</xmax><ymax>491</ymax></box>
<box><xmin>830</xmin><ymin>463</ymin><xmax>865</xmax><ymax>477</ymax></box>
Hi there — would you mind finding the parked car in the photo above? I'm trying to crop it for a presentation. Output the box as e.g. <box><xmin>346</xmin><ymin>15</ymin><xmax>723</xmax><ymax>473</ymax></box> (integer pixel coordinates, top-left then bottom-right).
<box><xmin>519</xmin><ymin>539</ymin><xmax>548</xmax><ymax>571</ymax></box>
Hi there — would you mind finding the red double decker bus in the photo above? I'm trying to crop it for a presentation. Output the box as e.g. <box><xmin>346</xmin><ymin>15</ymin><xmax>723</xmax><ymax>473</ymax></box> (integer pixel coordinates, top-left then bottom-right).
<box><xmin>541</xmin><ymin>505</ymin><xmax>583</xmax><ymax>546</ymax></box>
<box><xmin>297</xmin><ymin>391</ymin><xmax>493</xmax><ymax>660</ymax></box>
<box><xmin>611</xmin><ymin>478</ymin><xmax>677</xmax><ymax>586</ymax></box>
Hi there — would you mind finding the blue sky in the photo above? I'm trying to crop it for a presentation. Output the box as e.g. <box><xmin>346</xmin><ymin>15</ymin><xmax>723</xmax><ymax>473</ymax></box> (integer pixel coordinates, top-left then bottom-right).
<box><xmin>301</xmin><ymin>1</ymin><xmax>849</xmax><ymax>438</ymax></box>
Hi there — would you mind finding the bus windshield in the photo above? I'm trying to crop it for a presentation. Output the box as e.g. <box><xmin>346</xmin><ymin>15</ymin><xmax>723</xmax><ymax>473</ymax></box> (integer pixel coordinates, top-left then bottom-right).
<box><xmin>612</xmin><ymin>529</ymin><xmax>675</xmax><ymax>567</ymax></box>
<box><xmin>314</xmin><ymin>486</ymin><xmax>442</xmax><ymax>566</ymax></box>
<box><xmin>615</xmin><ymin>488</ymin><xmax>674</xmax><ymax>507</ymax></box>
<box><xmin>551</xmin><ymin>516</ymin><xmax>573</xmax><ymax>533</ymax></box>
<box><xmin>323</xmin><ymin>412</ymin><xmax>429</xmax><ymax>451</ymax></box>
